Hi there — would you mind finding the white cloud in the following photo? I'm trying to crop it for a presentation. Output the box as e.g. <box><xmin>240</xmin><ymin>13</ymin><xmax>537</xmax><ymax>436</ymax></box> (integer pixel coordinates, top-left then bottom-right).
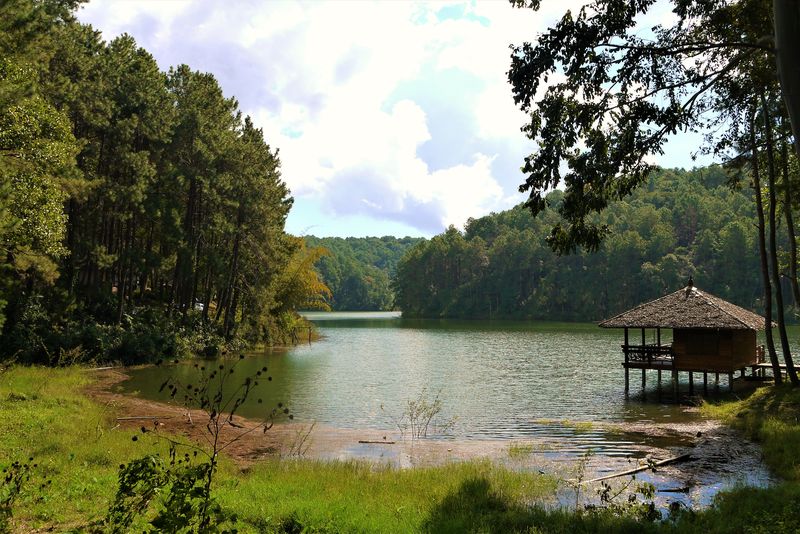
<box><xmin>76</xmin><ymin>1</ymin><xmax>584</xmax><ymax>234</ymax></box>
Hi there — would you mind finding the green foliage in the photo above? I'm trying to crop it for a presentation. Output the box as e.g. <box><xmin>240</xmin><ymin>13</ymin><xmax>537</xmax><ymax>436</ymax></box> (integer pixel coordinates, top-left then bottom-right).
<box><xmin>508</xmin><ymin>0</ymin><xmax>787</xmax><ymax>254</ymax></box>
<box><xmin>395</xmin><ymin>166</ymin><xmax>769</xmax><ymax>321</ymax></box>
<box><xmin>106</xmin><ymin>450</ymin><xmax>234</xmax><ymax>534</ymax></box>
<box><xmin>105</xmin><ymin>455</ymin><xmax>169</xmax><ymax>532</ymax></box>
<box><xmin>1</xmin><ymin>293</ymin><xmax>227</xmax><ymax>365</ymax></box>
<box><xmin>0</xmin><ymin>457</ymin><xmax>40</xmax><ymax>534</ymax></box>
<box><xmin>106</xmin><ymin>357</ymin><xmax>290</xmax><ymax>532</ymax></box>
<box><xmin>0</xmin><ymin>4</ymin><xmax>323</xmax><ymax>362</ymax></box>
<box><xmin>304</xmin><ymin>236</ymin><xmax>424</xmax><ymax>311</ymax></box>
<box><xmin>384</xmin><ymin>388</ymin><xmax>457</xmax><ymax>441</ymax></box>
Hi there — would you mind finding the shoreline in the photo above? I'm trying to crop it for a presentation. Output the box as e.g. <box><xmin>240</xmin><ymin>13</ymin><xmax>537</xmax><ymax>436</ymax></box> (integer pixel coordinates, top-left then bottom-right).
<box><xmin>85</xmin><ymin>365</ymin><xmax>774</xmax><ymax>509</ymax></box>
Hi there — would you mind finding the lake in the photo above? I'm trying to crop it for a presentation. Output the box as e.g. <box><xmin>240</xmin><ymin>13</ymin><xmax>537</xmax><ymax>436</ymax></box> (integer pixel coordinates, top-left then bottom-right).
<box><xmin>120</xmin><ymin>312</ymin><xmax>782</xmax><ymax>507</ymax></box>
<box><xmin>123</xmin><ymin>313</ymin><xmax>694</xmax><ymax>444</ymax></box>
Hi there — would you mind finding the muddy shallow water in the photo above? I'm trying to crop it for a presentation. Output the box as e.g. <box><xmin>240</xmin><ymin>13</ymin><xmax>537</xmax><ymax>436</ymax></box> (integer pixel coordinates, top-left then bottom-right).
<box><xmin>119</xmin><ymin>312</ymin><xmax>785</xmax><ymax>510</ymax></box>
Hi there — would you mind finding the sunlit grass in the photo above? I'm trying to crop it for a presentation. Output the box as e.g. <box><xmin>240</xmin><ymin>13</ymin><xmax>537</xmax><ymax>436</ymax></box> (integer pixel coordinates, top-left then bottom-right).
<box><xmin>701</xmin><ymin>384</ymin><xmax>800</xmax><ymax>480</ymax></box>
<box><xmin>4</xmin><ymin>366</ymin><xmax>800</xmax><ymax>533</ymax></box>
<box><xmin>225</xmin><ymin>459</ymin><xmax>557</xmax><ymax>532</ymax></box>
<box><xmin>0</xmin><ymin>367</ymin><xmax>136</xmax><ymax>527</ymax></box>
<box><xmin>0</xmin><ymin>366</ymin><xmax>559</xmax><ymax>532</ymax></box>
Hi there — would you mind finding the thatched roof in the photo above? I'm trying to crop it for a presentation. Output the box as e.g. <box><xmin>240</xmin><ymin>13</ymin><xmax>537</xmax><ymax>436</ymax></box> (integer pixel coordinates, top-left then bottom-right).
<box><xmin>599</xmin><ymin>285</ymin><xmax>768</xmax><ymax>330</ymax></box>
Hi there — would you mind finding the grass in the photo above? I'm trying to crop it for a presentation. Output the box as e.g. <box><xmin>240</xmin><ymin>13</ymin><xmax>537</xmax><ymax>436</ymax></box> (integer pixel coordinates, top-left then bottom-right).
<box><xmin>227</xmin><ymin>459</ymin><xmax>558</xmax><ymax>533</ymax></box>
<box><xmin>2</xmin><ymin>366</ymin><xmax>800</xmax><ymax>533</ymax></box>
<box><xmin>0</xmin><ymin>366</ymin><xmax>558</xmax><ymax>533</ymax></box>
<box><xmin>0</xmin><ymin>366</ymin><xmax>150</xmax><ymax>529</ymax></box>
<box><xmin>700</xmin><ymin>383</ymin><xmax>800</xmax><ymax>481</ymax></box>
<box><xmin>531</xmin><ymin>419</ymin><xmax>595</xmax><ymax>432</ymax></box>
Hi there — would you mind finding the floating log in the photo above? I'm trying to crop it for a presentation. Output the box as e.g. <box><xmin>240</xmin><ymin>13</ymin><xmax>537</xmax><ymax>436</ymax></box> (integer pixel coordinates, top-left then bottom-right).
<box><xmin>580</xmin><ymin>453</ymin><xmax>692</xmax><ymax>484</ymax></box>
<box><xmin>116</xmin><ymin>416</ymin><xmax>174</xmax><ymax>421</ymax></box>
<box><xmin>357</xmin><ymin>440</ymin><xmax>396</xmax><ymax>445</ymax></box>
<box><xmin>660</xmin><ymin>486</ymin><xmax>691</xmax><ymax>493</ymax></box>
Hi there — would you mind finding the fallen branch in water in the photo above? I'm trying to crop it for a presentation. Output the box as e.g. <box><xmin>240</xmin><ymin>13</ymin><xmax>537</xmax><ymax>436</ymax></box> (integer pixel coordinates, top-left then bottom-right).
<box><xmin>358</xmin><ymin>440</ymin><xmax>396</xmax><ymax>445</ymax></box>
<box><xmin>116</xmin><ymin>416</ymin><xmax>174</xmax><ymax>421</ymax></box>
<box><xmin>581</xmin><ymin>453</ymin><xmax>692</xmax><ymax>484</ymax></box>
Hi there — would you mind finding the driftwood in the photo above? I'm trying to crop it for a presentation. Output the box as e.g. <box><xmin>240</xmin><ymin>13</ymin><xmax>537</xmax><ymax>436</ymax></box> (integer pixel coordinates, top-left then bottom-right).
<box><xmin>116</xmin><ymin>416</ymin><xmax>174</xmax><ymax>421</ymax></box>
<box><xmin>357</xmin><ymin>440</ymin><xmax>396</xmax><ymax>445</ymax></box>
<box><xmin>581</xmin><ymin>453</ymin><xmax>692</xmax><ymax>484</ymax></box>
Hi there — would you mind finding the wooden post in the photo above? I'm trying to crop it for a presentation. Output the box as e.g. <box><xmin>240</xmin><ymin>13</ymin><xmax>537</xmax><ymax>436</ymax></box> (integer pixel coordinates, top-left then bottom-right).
<box><xmin>642</xmin><ymin>368</ymin><xmax>646</xmax><ymax>389</ymax></box>
<box><xmin>703</xmin><ymin>372</ymin><xmax>708</xmax><ymax>395</ymax></box>
<box><xmin>728</xmin><ymin>372</ymin><xmax>734</xmax><ymax>392</ymax></box>
<box><xmin>689</xmin><ymin>372</ymin><xmax>694</xmax><ymax>395</ymax></box>
<box><xmin>656</xmin><ymin>369</ymin><xmax>662</xmax><ymax>399</ymax></box>
<box><xmin>672</xmin><ymin>370</ymin><xmax>679</xmax><ymax>400</ymax></box>
<box><xmin>657</xmin><ymin>327</ymin><xmax>661</xmax><ymax>346</ymax></box>
<box><xmin>624</xmin><ymin>328</ymin><xmax>629</xmax><ymax>393</ymax></box>
<box><xmin>641</xmin><ymin>328</ymin><xmax>647</xmax><ymax>365</ymax></box>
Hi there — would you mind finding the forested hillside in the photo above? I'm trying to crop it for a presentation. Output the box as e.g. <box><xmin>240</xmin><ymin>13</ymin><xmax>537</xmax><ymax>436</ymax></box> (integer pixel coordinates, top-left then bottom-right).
<box><xmin>395</xmin><ymin>166</ymin><xmax>770</xmax><ymax>321</ymax></box>
<box><xmin>0</xmin><ymin>1</ymin><xmax>328</xmax><ymax>364</ymax></box>
<box><xmin>304</xmin><ymin>236</ymin><xmax>423</xmax><ymax>310</ymax></box>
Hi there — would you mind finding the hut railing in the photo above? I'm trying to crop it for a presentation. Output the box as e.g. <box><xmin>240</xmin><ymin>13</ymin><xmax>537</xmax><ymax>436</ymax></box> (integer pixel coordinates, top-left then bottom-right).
<box><xmin>622</xmin><ymin>344</ymin><xmax>674</xmax><ymax>364</ymax></box>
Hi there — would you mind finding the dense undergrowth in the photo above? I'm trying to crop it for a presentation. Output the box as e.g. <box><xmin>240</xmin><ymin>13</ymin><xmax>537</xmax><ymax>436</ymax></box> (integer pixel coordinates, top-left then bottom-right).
<box><xmin>1</xmin><ymin>366</ymin><xmax>799</xmax><ymax>533</ymax></box>
<box><xmin>1</xmin><ymin>294</ymin><xmax>316</xmax><ymax>366</ymax></box>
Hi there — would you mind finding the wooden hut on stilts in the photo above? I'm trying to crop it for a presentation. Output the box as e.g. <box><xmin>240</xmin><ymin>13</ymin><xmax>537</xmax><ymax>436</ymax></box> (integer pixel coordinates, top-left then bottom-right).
<box><xmin>599</xmin><ymin>278</ymin><xmax>769</xmax><ymax>399</ymax></box>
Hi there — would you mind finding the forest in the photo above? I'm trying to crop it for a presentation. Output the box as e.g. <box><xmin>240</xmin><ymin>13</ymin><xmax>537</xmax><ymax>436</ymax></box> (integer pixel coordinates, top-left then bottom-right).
<box><xmin>0</xmin><ymin>1</ymin><xmax>329</xmax><ymax>365</ymax></box>
<box><xmin>394</xmin><ymin>166</ymin><xmax>774</xmax><ymax>321</ymax></box>
<box><xmin>304</xmin><ymin>235</ymin><xmax>423</xmax><ymax>311</ymax></box>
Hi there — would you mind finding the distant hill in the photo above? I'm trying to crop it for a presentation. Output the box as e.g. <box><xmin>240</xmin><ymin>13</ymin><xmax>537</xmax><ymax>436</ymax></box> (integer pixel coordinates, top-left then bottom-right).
<box><xmin>394</xmin><ymin>166</ymin><xmax>770</xmax><ymax>321</ymax></box>
<box><xmin>304</xmin><ymin>236</ymin><xmax>425</xmax><ymax>311</ymax></box>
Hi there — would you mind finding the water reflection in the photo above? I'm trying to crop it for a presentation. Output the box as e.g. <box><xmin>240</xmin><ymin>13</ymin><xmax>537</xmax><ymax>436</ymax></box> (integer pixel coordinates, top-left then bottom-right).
<box><xmin>124</xmin><ymin>314</ymin><xmax>704</xmax><ymax>449</ymax></box>
<box><xmin>119</xmin><ymin>312</ymin><xmax>781</xmax><ymax>507</ymax></box>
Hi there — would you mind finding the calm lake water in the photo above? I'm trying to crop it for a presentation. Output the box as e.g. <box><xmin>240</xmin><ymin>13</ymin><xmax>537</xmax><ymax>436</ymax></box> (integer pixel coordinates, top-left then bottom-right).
<box><xmin>121</xmin><ymin>312</ymin><xmax>790</xmax><ymax>507</ymax></box>
<box><xmin>121</xmin><ymin>313</ymin><xmax>796</xmax><ymax>451</ymax></box>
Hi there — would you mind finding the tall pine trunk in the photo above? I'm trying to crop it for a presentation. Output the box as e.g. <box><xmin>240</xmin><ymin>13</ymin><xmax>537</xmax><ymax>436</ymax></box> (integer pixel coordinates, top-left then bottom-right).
<box><xmin>752</xmin><ymin>110</ymin><xmax>783</xmax><ymax>384</ymax></box>
<box><xmin>774</xmin><ymin>0</ymin><xmax>800</xmax><ymax>159</ymax></box>
<box><xmin>763</xmin><ymin>95</ymin><xmax>799</xmax><ymax>384</ymax></box>
<box><xmin>782</xmin><ymin>139</ymin><xmax>800</xmax><ymax>305</ymax></box>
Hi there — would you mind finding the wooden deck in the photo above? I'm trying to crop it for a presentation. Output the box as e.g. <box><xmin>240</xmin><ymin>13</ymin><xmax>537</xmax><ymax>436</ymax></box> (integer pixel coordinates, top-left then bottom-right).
<box><xmin>622</xmin><ymin>343</ymin><xmax>674</xmax><ymax>368</ymax></box>
<box><xmin>620</xmin><ymin>342</ymin><xmax>759</xmax><ymax>395</ymax></box>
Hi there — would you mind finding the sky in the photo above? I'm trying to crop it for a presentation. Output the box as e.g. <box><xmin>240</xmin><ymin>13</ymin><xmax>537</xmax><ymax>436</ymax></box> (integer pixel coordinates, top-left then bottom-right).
<box><xmin>77</xmin><ymin>0</ymin><xmax>711</xmax><ymax>239</ymax></box>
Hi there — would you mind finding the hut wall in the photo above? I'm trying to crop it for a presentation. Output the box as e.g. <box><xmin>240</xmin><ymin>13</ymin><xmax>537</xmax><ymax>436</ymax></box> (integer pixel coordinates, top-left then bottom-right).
<box><xmin>730</xmin><ymin>330</ymin><xmax>757</xmax><ymax>368</ymax></box>
<box><xmin>672</xmin><ymin>329</ymin><xmax>754</xmax><ymax>371</ymax></box>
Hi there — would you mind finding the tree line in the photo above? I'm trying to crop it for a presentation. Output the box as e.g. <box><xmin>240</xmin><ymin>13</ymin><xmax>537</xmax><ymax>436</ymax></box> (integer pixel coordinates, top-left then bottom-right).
<box><xmin>0</xmin><ymin>1</ymin><xmax>329</xmax><ymax>364</ymax></box>
<box><xmin>394</xmin><ymin>166</ymin><xmax>777</xmax><ymax>321</ymax></box>
<box><xmin>507</xmin><ymin>0</ymin><xmax>800</xmax><ymax>383</ymax></box>
<box><xmin>304</xmin><ymin>236</ymin><xmax>423</xmax><ymax>311</ymax></box>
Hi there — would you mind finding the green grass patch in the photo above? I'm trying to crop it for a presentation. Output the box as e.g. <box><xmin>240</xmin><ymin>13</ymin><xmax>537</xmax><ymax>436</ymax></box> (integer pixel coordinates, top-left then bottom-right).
<box><xmin>701</xmin><ymin>384</ymin><xmax>800</xmax><ymax>480</ymax></box>
<box><xmin>0</xmin><ymin>366</ymin><xmax>177</xmax><ymax>530</ymax></box>
<box><xmin>3</xmin><ymin>366</ymin><xmax>800</xmax><ymax>533</ymax></box>
<box><xmin>227</xmin><ymin>459</ymin><xmax>557</xmax><ymax>533</ymax></box>
<box><xmin>0</xmin><ymin>366</ymin><xmax>560</xmax><ymax>532</ymax></box>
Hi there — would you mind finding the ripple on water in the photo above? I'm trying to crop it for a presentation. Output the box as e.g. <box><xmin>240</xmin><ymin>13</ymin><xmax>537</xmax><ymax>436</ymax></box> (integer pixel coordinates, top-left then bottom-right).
<box><xmin>120</xmin><ymin>313</ymin><xmax>780</xmax><ymax>508</ymax></box>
